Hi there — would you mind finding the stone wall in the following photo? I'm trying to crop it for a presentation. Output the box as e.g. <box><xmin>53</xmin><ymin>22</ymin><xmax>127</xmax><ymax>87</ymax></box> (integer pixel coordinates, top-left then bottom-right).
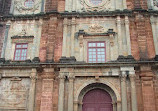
<box><xmin>39</xmin><ymin>16</ymin><xmax>63</xmax><ymax>62</ymax></box>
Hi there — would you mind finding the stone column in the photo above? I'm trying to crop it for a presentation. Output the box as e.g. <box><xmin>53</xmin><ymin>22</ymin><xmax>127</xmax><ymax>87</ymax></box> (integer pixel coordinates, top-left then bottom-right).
<box><xmin>71</xmin><ymin>18</ymin><xmax>76</xmax><ymax>56</ymax></box>
<box><xmin>41</xmin><ymin>0</ymin><xmax>45</xmax><ymax>12</ymax></box>
<box><xmin>72</xmin><ymin>0</ymin><xmax>76</xmax><ymax>11</ymax></box>
<box><xmin>125</xmin><ymin>16</ymin><xmax>132</xmax><ymax>55</ymax></box>
<box><xmin>68</xmin><ymin>75</ymin><xmax>74</xmax><ymax>111</ymax></box>
<box><xmin>28</xmin><ymin>68</ymin><xmax>37</xmax><ymax>111</ymax></box>
<box><xmin>129</xmin><ymin>72</ymin><xmax>138</xmax><ymax>111</ymax></box>
<box><xmin>151</xmin><ymin>16</ymin><xmax>158</xmax><ymax>55</ymax></box>
<box><xmin>9</xmin><ymin>0</ymin><xmax>14</xmax><ymax>14</ymax></box>
<box><xmin>116</xmin><ymin>16</ymin><xmax>123</xmax><ymax>55</ymax></box>
<box><xmin>74</xmin><ymin>101</ymin><xmax>79</xmax><ymax>111</ymax></box>
<box><xmin>1</xmin><ymin>23</ymin><xmax>10</xmax><ymax>58</ymax></box>
<box><xmin>58</xmin><ymin>75</ymin><xmax>65</xmax><ymax>111</ymax></box>
<box><xmin>120</xmin><ymin>71</ymin><xmax>128</xmax><ymax>111</ymax></box>
<box><xmin>62</xmin><ymin>18</ymin><xmax>68</xmax><ymax>56</ymax></box>
<box><xmin>65</xmin><ymin>0</ymin><xmax>69</xmax><ymax>11</ymax></box>
<box><xmin>117</xmin><ymin>101</ymin><xmax>121</xmax><ymax>111</ymax></box>
<box><xmin>123</xmin><ymin>0</ymin><xmax>127</xmax><ymax>9</ymax></box>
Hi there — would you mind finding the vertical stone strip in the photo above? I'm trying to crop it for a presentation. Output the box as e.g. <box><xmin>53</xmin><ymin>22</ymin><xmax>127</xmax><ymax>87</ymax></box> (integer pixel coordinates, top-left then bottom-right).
<box><xmin>1</xmin><ymin>23</ymin><xmax>10</xmax><ymax>58</ymax></box>
<box><xmin>68</xmin><ymin>75</ymin><xmax>74</xmax><ymax>111</ymax></box>
<box><xmin>125</xmin><ymin>16</ymin><xmax>132</xmax><ymax>55</ymax></box>
<box><xmin>62</xmin><ymin>18</ymin><xmax>68</xmax><ymax>56</ymax></box>
<box><xmin>28</xmin><ymin>68</ymin><xmax>37</xmax><ymax>111</ymax></box>
<box><xmin>116</xmin><ymin>16</ymin><xmax>123</xmax><ymax>56</ymax></box>
<box><xmin>74</xmin><ymin>101</ymin><xmax>79</xmax><ymax>111</ymax></box>
<box><xmin>123</xmin><ymin>0</ymin><xmax>127</xmax><ymax>9</ymax></box>
<box><xmin>120</xmin><ymin>71</ymin><xmax>127</xmax><ymax>111</ymax></box>
<box><xmin>71</xmin><ymin>17</ymin><xmax>76</xmax><ymax>56</ymax></box>
<box><xmin>117</xmin><ymin>101</ymin><xmax>121</xmax><ymax>111</ymax></box>
<box><xmin>58</xmin><ymin>75</ymin><xmax>65</xmax><ymax>111</ymax></box>
<box><xmin>72</xmin><ymin>0</ymin><xmax>76</xmax><ymax>11</ymax></box>
<box><xmin>41</xmin><ymin>0</ymin><xmax>45</xmax><ymax>12</ymax></box>
<box><xmin>150</xmin><ymin>16</ymin><xmax>158</xmax><ymax>54</ymax></box>
<box><xmin>9</xmin><ymin>0</ymin><xmax>14</xmax><ymax>14</ymax></box>
<box><xmin>129</xmin><ymin>72</ymin><xmax>138</xmax><ymax>111</ymax></box>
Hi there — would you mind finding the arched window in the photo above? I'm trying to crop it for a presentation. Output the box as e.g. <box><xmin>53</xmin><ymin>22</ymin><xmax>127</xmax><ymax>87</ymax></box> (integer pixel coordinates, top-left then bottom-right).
<box><xmin>24</xmin><ymin>0</ymin><xmax>34</xmax><ymax>8</ymax></box>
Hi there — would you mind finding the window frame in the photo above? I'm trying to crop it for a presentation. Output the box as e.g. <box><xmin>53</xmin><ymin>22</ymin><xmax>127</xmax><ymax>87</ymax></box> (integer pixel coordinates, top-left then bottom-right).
<box><xmin>14</xmin><ymin>43</ymin><xmax>28</xmax><ymax>61</ymax></box>
<box><xmin>87</xmin><ymin>41</ymin><xmax>106</xmax><ymax>63</ymax></box>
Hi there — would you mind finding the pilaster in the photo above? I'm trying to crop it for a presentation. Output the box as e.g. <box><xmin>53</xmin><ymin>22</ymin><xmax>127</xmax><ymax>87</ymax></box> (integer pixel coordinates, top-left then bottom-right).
<box><xmin>125</xmin><ymin>16</ymin><xmax>132</xmax><ymax>55</ymax></box>
<box><xmin>62</xmin><ymin>18</ymin><xmax>68</xmax><ymax>56</ymax></box>
<box><xmin>28</xmin><ymin>68</ymin><xmax>37</xmax><ymax>111</ymax></box>
<box><xmin>120</xmin><ymin>71</ymin><xmax>127</xmax><ymax>111</ymax></box>
<box><xmin>58</xmin><ymin>74</ymin><xmax>65</xmax><ymax>111</ymax></box>
<box><xmin>129</xmin><ymin>72</ymin><xmax>138</xmax><ymax>111</ymax></box>
<box><xmin>68</xmin><ymin>75</ymin><xmax>75</xmax><ymax>111</ymax></box>
<box><xmin>117</xmin><ymin>16</ymin><xmax>123</xmax><ymax>56</ymax></box>
<box><xmin>1</xmin><ymin>23</ymin><xmax>10</xmax><ymax>58</ymax></box>
<box><xmin>71</xmin><ymin>17</ymin><xmax>76</xmax><ymax>56</ymax></box>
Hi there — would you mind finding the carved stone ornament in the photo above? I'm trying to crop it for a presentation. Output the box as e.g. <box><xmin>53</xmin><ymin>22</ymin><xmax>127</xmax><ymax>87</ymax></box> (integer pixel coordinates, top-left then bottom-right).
<box><xmin>81</xmin><ymin>0</ymin><xmax>111</xmax><ymax>11</ymax></box>
<box><xmin>153</xmin><ymin>0</ymin><xmax>158</xmax><ymax>7</ymax></box>
<box><xmin>87</xmin><ymin>24</ymin><xmax>106</xmax><ymax>33</ymax></box>
<box><xmin>14</xmin><ymin>0</ymin><xmax>41</xmax><ymax>13</ymax></box>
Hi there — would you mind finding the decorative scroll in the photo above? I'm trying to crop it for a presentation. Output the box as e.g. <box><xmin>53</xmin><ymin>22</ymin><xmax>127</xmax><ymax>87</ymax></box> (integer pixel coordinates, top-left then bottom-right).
<box><xmin>81</xmin><ymin>0</ymin><xmax>111</xmax><ymax>11</ymax></box>
<box><xmin>153</xmin><ymin>0</ymin><xmax>158</xmax><ymax>7</ymax></box>
<box><xmin>14</xmin><ymin>0</ymin><xmax>41</xmax><ymax>13</ymax></box>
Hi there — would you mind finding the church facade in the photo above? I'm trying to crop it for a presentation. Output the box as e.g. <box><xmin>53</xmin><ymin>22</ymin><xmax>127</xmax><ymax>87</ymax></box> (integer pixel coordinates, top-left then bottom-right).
<box><xmin>0</xmin><ymin>0</ymin><xmax>158</xmax><ymax>111</ymax></box>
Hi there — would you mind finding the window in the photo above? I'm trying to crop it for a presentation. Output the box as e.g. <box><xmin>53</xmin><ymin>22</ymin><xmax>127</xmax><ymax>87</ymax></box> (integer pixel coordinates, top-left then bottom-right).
<box><xmin>24</xmin><ymin>0</ymin><xmax>34</xmax><ymax>8</ymax></box>
<box><xmin>89</xmin><ymin>0</ymin><xmax>102</xmax><ymax>5</ymax></box>
<box><xmin>14</xmin><ymin>43</ymin><xmax>28</xmax><ymax>61</ymax></box>
<box><xmin>88</xmin><ymin>41</ymin><xmax>106</xmax><ymax>63</ymax></box>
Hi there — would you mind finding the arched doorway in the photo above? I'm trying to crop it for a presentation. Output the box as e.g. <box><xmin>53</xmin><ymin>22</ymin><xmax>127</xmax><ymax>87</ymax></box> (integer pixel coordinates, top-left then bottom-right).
<box><xmin>82</xmin><ymin>89</ymin><xmax>113</xmax><ymax>111</ymax></box>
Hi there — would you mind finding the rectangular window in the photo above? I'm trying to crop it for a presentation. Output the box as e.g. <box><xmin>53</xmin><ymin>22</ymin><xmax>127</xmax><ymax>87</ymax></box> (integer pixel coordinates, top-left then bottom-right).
<box><xmin>88</xmin><ymin>41</ymin><xmax>106</xmax><ymax>63</ymax></box>
<box><xmin>14</xmin><ymin>43</ymin><xmax>28</xmax><ymax>61</ymax></box>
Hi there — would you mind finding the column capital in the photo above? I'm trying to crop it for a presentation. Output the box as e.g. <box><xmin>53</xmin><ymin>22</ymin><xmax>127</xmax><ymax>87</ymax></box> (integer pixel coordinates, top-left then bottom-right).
<box><xmin>129</xmin><ymin>74</ymin><xmax>136</xmax><ymax>81</ymax></box>
<box><xmin>58</xmin><ymin>75</ymin><xmax>66</xmax><ymax>80</ymax></box>
<box><xmin>120</xmin><ymin>74</ymin><xmax>127</xmax><ymax>82</ymax></box>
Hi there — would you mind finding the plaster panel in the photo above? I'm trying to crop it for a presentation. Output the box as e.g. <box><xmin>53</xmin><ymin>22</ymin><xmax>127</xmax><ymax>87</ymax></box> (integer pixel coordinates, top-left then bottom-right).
<box><xmin>0</xmin><ymin>78</ymin><xmax>30</xmax><ymax>110</ymax></box>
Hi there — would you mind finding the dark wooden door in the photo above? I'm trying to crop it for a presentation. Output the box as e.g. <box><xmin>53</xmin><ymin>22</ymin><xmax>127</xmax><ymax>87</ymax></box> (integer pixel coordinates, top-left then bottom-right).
<box><xmin>82</xmin><ymin>89</ymin><xmax>113</xmax><ymax>111</ymax></box>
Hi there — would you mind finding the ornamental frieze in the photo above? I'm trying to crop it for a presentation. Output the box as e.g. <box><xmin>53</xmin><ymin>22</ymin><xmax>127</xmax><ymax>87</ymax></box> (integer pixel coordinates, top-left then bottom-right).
<box><xmin>81</xmin><ymin>0</ymin><xmax>111</xmax><ymax>11</ymax></box>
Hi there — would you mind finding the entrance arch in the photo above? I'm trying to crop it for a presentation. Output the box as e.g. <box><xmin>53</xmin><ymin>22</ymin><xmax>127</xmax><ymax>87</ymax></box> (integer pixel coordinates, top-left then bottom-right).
<box><xmin>82</xmin><ymin>89</ymin><xmax>113</xmax><ymax>111</ymax></box>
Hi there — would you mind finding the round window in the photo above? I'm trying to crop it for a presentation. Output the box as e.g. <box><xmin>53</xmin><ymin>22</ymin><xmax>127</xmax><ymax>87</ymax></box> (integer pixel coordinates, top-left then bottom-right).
<box><xmin>89</xmin><ymin>0</ymin><xmax>102</xmax><ymax>5</ymax></box>
<box><xmin>24</xmin><ymin>0</ymin><xmax>34</xmax><ymax>8</ymax></box>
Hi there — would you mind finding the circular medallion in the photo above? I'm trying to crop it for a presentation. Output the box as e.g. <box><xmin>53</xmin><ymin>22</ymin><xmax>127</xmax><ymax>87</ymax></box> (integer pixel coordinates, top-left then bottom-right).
<box><xmin>24</xmin><ymin>0</ymin><xmax>34</xmax><ymax>8</ymax></box>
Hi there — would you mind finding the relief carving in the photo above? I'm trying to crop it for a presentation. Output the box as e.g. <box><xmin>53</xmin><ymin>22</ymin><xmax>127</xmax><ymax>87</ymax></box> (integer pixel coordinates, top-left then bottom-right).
<box><xmin>153</xmin><ymin>0</ymin><xmax>158</xmax><ymax>7</ymax></box>
<box><xmin>81</xmin><ymin>0</ymin><xmax>111</xmax><ymax>11</ymax></box>
<box><xmin>14</xmin><ymin>0</ymin><xmax>41</xmax><ymax>13</ymax></box>
<box><xmin>88</xmin><ymin>24</ymin><xmax>105</xmax><ymax>33</ymax></box>
<box><xmin>0</xmin><ymin>78</ymin><xmax>30</xmax><ymax>108</ymax></box>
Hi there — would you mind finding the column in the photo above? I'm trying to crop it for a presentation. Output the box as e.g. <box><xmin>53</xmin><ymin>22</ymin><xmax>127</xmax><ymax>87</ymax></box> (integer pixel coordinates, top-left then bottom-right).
<box><xmin>58</xmin><ymin>75</ymin><xmax>65</xmax><ymax>111</ymax></box>
<box><xmin>117</xmin><ymin>101</ymin><xmax>121</xmax><ymax>111</ymax></box>
<box><xmin>65</xmin><ymin>0</ymin><xmax>69</xmax><ymax>11</ymax></box>
<box><xmin>40</xmin><ymin>0</ymin><xmax>45</xmax><ymax>12</ymax></box>
<box><xmin>117</xmin><ymin>16</ymin><xmax>123</xmax><ymax>55</ymax></box>
<box><xmin>129</xmin><ymin>72</ymin><xmax>138</xmax><ymax>111</ymax></box>
<box><xmin>125</xmin><ymin>16</ymin><xmax>132</xmax><ymax>55</ymax></box>
<box><xmin>72</xmin><ymin>0</ymin><xmax>76</xmax><ymax>11</ymax></box>
<box><xmin>123</xmin><ymin>0</ymin><xmax>127</xmax><ymax>9</ymax></box>
<box><xmin>79</xmin><ymin>35</ymin><xmax>84</xmax><ymax>61</ymax></box>
<box><xmin>74</xmin><ymin>101</ymin><xmax>79</xmax><ymax>111</ymax></box>
<box><xmin>9</xmin><ymin>0</ymin><xmax>14</xmax><ymax>14</ymax></box>
<box><xmin>28</xmin><ymin>68</ymin><xmax>37</xmax><ymax>111</ymax></box>
<box><xmin>1</xmin><ymin>23</ymin><xmax>10</xmax><ymax>58</ymax></box>
<box><xmin>156</xmin><ymin>21</ymin><xmax>158</xmax><ymax>54</ymax></box>
<box><xmin>62</xmin><ymin>18</ymin><xmax>68</xmax><ymax>56</ymax></box>
<box><xmin>71</xmin><ymin>17</ymin><xmax>76</xmax><ymax>56</ymax></box>
<box><xmin>68</xmin><ymin>75</ymin><xmax>74</xmax><ymax>111</ymax></box>
<box><xmin>120</xmin><ymin>71</ymin><xmax>128</xmax><ymax>111</ymax></box>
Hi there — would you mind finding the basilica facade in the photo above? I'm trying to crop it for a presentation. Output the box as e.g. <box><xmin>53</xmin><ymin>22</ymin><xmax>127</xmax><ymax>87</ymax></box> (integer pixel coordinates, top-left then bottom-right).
<box><xmin>0</xmin><ymin>0</ymin><xmax>158</xmax><ymax>111</ymax></box>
